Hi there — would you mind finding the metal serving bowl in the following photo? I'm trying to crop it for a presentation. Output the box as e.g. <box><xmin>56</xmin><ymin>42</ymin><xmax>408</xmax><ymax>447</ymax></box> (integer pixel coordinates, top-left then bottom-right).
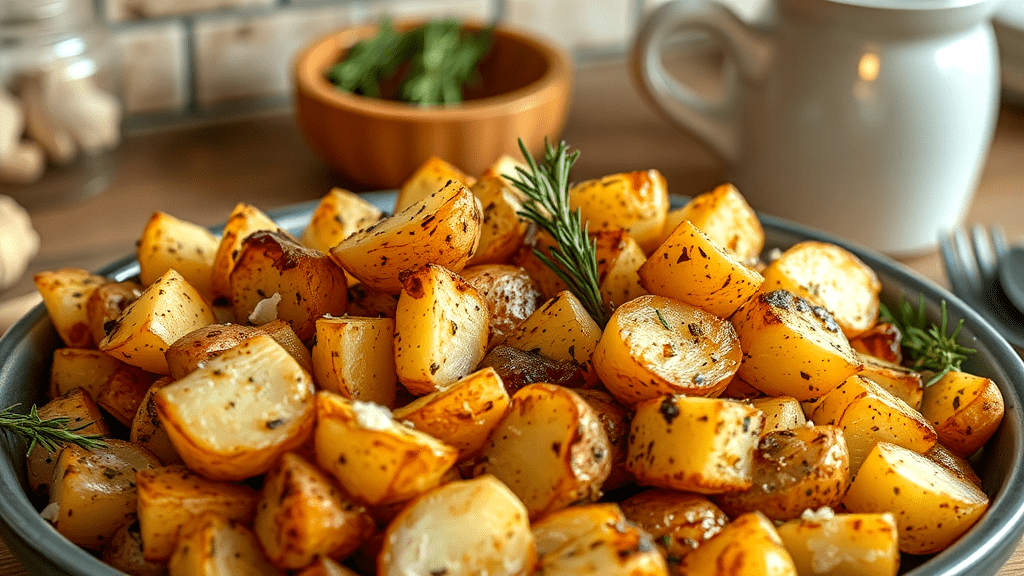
<box><xmin>0</xmin><ymin>192</ymin><xmax>1022</xmax><ymax>575</ymax></box>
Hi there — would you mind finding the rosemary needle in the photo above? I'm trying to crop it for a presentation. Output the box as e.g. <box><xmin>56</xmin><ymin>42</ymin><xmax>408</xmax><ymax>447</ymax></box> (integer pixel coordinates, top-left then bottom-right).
<box><xmin>880</xmin><ymin>295</ymin><xmax>976</xmax><ymax>386</ymax></box>
<box><xmin>0</xmin><ymin>404</ymin><xmax>106</xmax><ymax>453</ymax></box>
<box><xmin>506</xmin><ymin>138</ymin><xmax>610</xmax><ymax>328</ymax></box>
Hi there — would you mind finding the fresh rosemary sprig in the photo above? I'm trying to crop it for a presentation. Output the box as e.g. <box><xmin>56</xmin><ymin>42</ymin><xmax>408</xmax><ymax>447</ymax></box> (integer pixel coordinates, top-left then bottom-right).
<box><xmin>0</xmin><ymin>404</ymin><xmax>106</xmax><ymax>453</ymax></box>
<box><xmin>506</xmin><ymin>139</ymin><xmax>610</xmax><ymax>327</ymax></box>
<box><xmin>880</xmin><ymin>295</ymin><xmax>976</xmax><ymax>386</ymax></box>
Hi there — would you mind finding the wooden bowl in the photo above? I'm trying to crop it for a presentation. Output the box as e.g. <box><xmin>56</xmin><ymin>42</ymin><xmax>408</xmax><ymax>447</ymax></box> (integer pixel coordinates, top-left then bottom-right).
<box><xmin>293</xmin><ymin>23</ymin><xmax>573</xmax><ymax>189</ymax></box>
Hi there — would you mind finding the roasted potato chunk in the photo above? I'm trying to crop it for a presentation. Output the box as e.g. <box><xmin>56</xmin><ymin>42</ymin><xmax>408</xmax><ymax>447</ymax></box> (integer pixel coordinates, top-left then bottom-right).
<box><xmin>138</xmin><ymin>211</ymin><xmax>219</xmax><ymax>300</ymax></box>
<box><xmin>378</xmin><ymin>475</ymin><xmax>534</xmax><ymax>576</ymax></box>
<box><xmin>502</xmin><ymin>290</ymin><xmax>602</xmax><ymax>384</ymax></box>
<box><xmin>300</xmin><ymin>187</ymin><xmax>384</xmax><ymax>254</ymax></box>
<box><xmin>230</xmin><ymin>230</ymin><xmax>348</xmax><ymax>341</ymax></box>
<box><xmin>467</xmin><ymin>176</ymin><xmax>529</xmax><ymax>266</ymax></box>
<box><xmin>209</xmin><ymin>202</ymin><xmax>279</xmax><ymax>303</ymax></box>
<box><xmin>676</xmin><ymin>512</ymin><xmax>796</xmax><ymax>576</ymax></box>
<box><xmin>594</xmin><ymin>229</ymin><xmax>649</xmax><ymax>309</ymax></box>
<box><xmin>474</xmin><ymin>383</ymin><xmax>610</xmax><ymax>519</ymax></box>
<box><xmin>100</xmin><ymin>269</ymin><xmax>217</xmax><ymax>375</ymax></box>
<box><xmin>49</xmin><ymin>347</ymin><xmax>123</xmax><ymax>399</ymax></box>
<box><xmin>627</xmin><ymin>395</ymin><xmax>762</xmax><ymax>494</ymax></box>
<box><xmin>669</xmin><ymin>183</ymin><xmax>764</xmax><ymax>263</ymax></box>
<box><xmin>102</xmin><ymin>517</ymin><xmax>169</xmax><ymax>576</ymax></box>
<box><xmin>156</xmin><ymin>335</ymin><xmax>316</xmax><ymax>481</ymax></box>
<box><xmin>574</xmin><ymin>388</ymin><xmax>633</xmax><ymax>491</ymax></box>
<box><xmin>761</xmin><ymin>241</ymin><xmax>882</xmax><ymax>338</ymax></box>
<box><xmin>86</xmin><ymin>280</ymin><xmax>144</xmax><ymax>346</ymax></box>
<box><xmin>748</xmin><ymin>395</ymin><xmax>806</xmax><ymax>436</ymax></box>
<box><xmin>732</xmin><ymin>290</ymin><xmax>862</xmax><ymax>401</ymax></box>
<box><xmin>34</xmin><ymin>268</ymin><xmax>109</xmax><ymax>348</ymax></box>
<box><xmin>536</xmin><ymin>512</ymin><xmax>668</xmax><ymax>576</ymax></box>
<box><xmin>168</xmin><ymin>511</ymin><xmax>282</xmax><ymax>576</ymax></box>
<box><xmin>776</xmin><ymin>511</ymin><xmax>899</xmax><ymax>576</ymax></box>
<box><xmin>331</xmin><ymin>179</ymin><xmax>482</xmax><ymax>294</ymax></box>
<box><xmin>461</xmin><ymin>264</ymin><xmax>544</xmax><ymax>349</ymax></box>
<box><xmin>395</xmin><ymin>156</ymin><xmax>475</xmax><ymax>212</ymax></box>
<box><xmin>27</xmin><ymin>388</ymin><xmax>109</xmax><ymax>501</ymax></box>
<box><xmin>97</xmin><ymin>362</ymin><xmax>159</xmax><ymax>426</ymax></box>
<box><xmin>312</xmin><ymin>315</ymin><xmax>397</xmax><ymax>407</ymax></box>
<box><xmin>619</xmin><ymin>490</ymin><xmax>729</xmax><ymax>564</ymax></box>
<box><xmin>858</xmin><ymin>353</ymin><xmax>924</xmax><ymax>410</ymax></box>
<box><xmin>130</xmin><ymin>377</ymin><xmax>183</xmax><ymax>466</ymax></box>
<box><xmin>919</xmin><ymin>370</ymin><xmax>1004</xmax><ymax>458</ymax></box>
<box><xmin>849</xmin><ymin>321</ymin><xmax>902</xmax><ymax>364</ymax></box>
<box><xmin>569</xmin><ymin>169</ymin><xmax>669</xmax><ymax>254</ymax></box>
<box><xmin>594</xmin><ymin>295</ymin><xmax>742</xmax><ymax>407</ymax></box>
<box><xmin>394</xmin><ymin>264</ymin><xmax>490</xmax><ymax>395</ymax></box>
<box><xmin>478</xmin><ymin>344</ymin><xmax>587</xmax><ymax>394</ymax></box>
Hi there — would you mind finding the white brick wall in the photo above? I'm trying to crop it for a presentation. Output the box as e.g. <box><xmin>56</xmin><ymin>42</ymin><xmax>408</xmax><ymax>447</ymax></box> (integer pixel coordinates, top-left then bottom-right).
<box><xmin>115</xmin><ymin>22</ymin><xmax>189</xmax><ymax>114</ymax></box>
<box><xmin>106</xmin><ymin>0</ymin><xmax>275</xmax><ymax>22</ymax></box>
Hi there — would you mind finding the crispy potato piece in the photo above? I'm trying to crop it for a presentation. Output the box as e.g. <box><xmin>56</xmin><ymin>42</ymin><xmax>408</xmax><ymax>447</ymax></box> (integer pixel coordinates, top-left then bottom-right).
<box><xmin>332</xmin><ymin>180</ymin><xmax>482</xmax><ymax>294</ymax></box>
<box><xmin>713</xmin><ymin>426</ymin><xmax>850</xmax><ymax>520</ymax></box>
<box><xmin>619</xmin><ymin>490</ymin><xmax>729</xmax><ymax>563</ymax></box>
<box><xmin>130</xmin><ymin>377</ymin><xmax>183</xmax><ymax>466</ymax></box>
<box><xmin>478</xmin><ymin>344</ymin><xmax>587</xmax><ymax>395</ymax></box>
<box><xmin>312</xmin><ymin>316</ymin><xmax>397</xmax><ymax>407</ymax></box>
<box><xmin>595</xmin><ymin>229</ymin><xmax>649</xmax><ymax>309</ymax></box>
<box><xmin>732</xmin><ymin>290</ymin><xmax>862</xmax><ymax>401</ymax></box>
<box><xmin>761</xmin><ymin>241</ymin><xmax>881</xmax><ymax>338</ymax></box>
<box><xmin>858</xmin><ymin>353</ymin><xmax>924</xmax><ymax>410</ymax></box>
<box><xmin>169</xmin><ymin>511</ymin><xmax>282</xmax><ymax>576</ymax></box>
<box><xmin>676</xmin><ymin>512</ymin><xmax>796</xmax><ymax>576</ymax></box>
<box><xmin>479</xmin><ymin>153</ymin><xmax>526</xmax><ymax>190</ymax></box>
<box><xmin>209</xmin><ymin>202</ymin><xmax>279</xmax><ymax>303</ymax></box>
<box><xmin>639</xmin><ymin>221</ymin><xmax>764</xmax><ymax>318</ymax></box>
<box><xmin>136</xmin><ymin>465</ymin><xmax>258</xmax><ymax>562</ymax></box>
<box><xmin>718</xmin><ymin>374</ymin><xmax>763</xmax><ymax>400</ymax></box>
<box><xmin>314</xmin><ymin>391</ymin><xmax>458</xmax><ymax>506</ymax></box>
<box><xmin>569</xmin><ymin>169</ymin><xmax>669</xmax><ymax>254</ymax></box>
<box><xmin>100</xmin><ymin>269</ymin><xmax>217</xmax><ymax>375</ymax></box>
<box><xmin>594</xmin><ymin>295</ymin><xmax>742</xmax><ymax>407</ymax></box>
<box><xmin>34</xmin><ymin>268</ymin><xmax>109</xmax><ymax>348</ymax></box>
<box><xmin>49</xmin><ymin>347</ymin><xmax>123</xmax><ymax>399</ymax></box>
<box><xmin>97</xmin><ymin>363</ymin><xmax>159</xmax><ymax>426</ymax></box>
<box><xmin>776</xmin><ymin>511</ymin><xmax>899</xmax><ymax>576</ymax></box>
<box><xmin>574</xmin><ymin>388</ymin><xmax>633</xmax><ymax>491</ymax></box>
<box><xmin>254</xmin><ymin>452</ymin><xmax>374</xmax><ymax>570</ymax></box>
<box><xmin>923</xmin><ymin>442</ymin><xmax>983</xmax><ymax>488</ymax></box>
<box><xmin>230</xmin><ymin>230</ymin><xmax>348</xmax><ymax>341</ymax></box>
<box><xmin>511</xmin><ymin>228</ymin><xmax>569</xmax><ymax>300</ymax></box>
<box><xmin>627</xmin><ymin>395</ymin><xmax>762</xmax><ymax>494</ymax></box>
<box><xmin>27</xmin><ymin>388</ymin><xmax>109</xmax><ymax>501</ymax></box>
<box><xmin>849</xmin><ymin>321</ymin><xmax>902</xmax><ymax>364</ymax></box>
<box><xmin>346</xmin><ymin>283</ymin><xmax>399</xmax><ymax>318</ymax></box>
<box><xmin>138</xmin><ymin>211</ymin><xmax>219</xmax><ymax>299</ymax></box>
<box><xmin>165</xmin><ymin>320</ymin><xmax>310</xmax><ymax>380</ymax></box>
<box><xmin>749</xmin><ymin>396</ymin><xmax>806</xmax><ymax>436</ymax></box>
<box><xmin>532</xmin><ymin>503</ymin><xmax>628</xmax><ymax>555</ymax></box>
<box><xmin>394</xmin><ymin>264</ymin><xmax>490</xmax><ymax>395</ymax></box>
<box><xmin>102</xmin><ymin>517</ymin><xmax>169</xmax><ymax>576</ymax></box>
<box><xmin>669</xmin><ymin>183</ymin><xmax>764</xmax><ymax>263</ymax></box>
<box><xmin>537</xmin><ymin>514</ymin><xmax>667</xmax><ymax>576</ymax></box>
<box><xmin>86</xmin><ymin>280</ymin><xmax>144</xmax><ymax>347</ymax></box>
<box><xmin>809</xmin><ymin>375</ymin><xmax>936</xmax><ymax>474</ymax></box>
<box><xmin>474</xmin><ymin>384</ymin><xmax>611</xmax><ymax>519</ymax></box>
<box><xmin>378</xmin><ymin>475</ymin><xmax>534</xmax><ymax>576</ymax></box>
<box><xmin>502</xmin><ymin>290</ymin><xmax>602</xmax><ymax>384</ymax></box>
<box><xmin>395</xmin><ymin>156</ymin><xmax>475</xmax><ymax>213</ymax></box>
<box><xmin>467</xmin><ymin>176</ymin><xmax>529</xmax><ymax>266</ymax></box>
<box><xmin>920</xmin><ymin>370</ymin><xmax>1004</xmax><ymax>458</ymax></box>
<box><xmin>298</xmin><ymin>558</ymin><xmax>361</xmax><ymax>576</ymax></box>
<box><xmin>49</xmin><ymin>440</ymin><xmax>160</xmax><ymax>550</ymax></box>
<box><xmin>156</xmin><ymin>335</ymin><xmax>316</xmax><ymax>480</ymax></box>
<box><xmin>392</xmin><ymin>367</ymin><xmax>510</xmax><ymax>459</ymax></box>
<box><xmin>842</xmin><ymin>442</ymin><xmax>989</xmax><ymax>555</ymax></box>
<box><xmin>301</xmin><ymin>188</ymin><xmax>384</xmax><ymax>254</ymax></box>
<box><xmin>461</xmin><ymin>264</ymin><xmax>544</xmax><ymax>350</ymax></box>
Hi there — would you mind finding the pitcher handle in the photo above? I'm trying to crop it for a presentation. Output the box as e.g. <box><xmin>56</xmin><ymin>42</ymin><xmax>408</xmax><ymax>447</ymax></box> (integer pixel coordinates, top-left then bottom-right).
<box><xmin>631</xmin><ymin>1</ymin><xmax>774</xmax><ymax>165</ymax></box>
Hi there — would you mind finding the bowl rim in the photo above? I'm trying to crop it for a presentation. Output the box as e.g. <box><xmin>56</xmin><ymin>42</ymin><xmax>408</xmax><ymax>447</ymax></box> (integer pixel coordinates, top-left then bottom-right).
<box><xmin>293</xmin><ymin>21</ymin><xmax>574</xmax><ymax>120</ymax></box>
<box><xmin>0</xmin><ymin>191</ymin><xmax>1023</xmax><ymax>575</ymax></box>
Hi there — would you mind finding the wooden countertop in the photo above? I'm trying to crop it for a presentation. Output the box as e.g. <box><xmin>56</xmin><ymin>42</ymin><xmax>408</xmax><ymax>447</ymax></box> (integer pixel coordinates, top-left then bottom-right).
<box><xmin>1</xmin><ymin>57</ymin><xmax>1023</xmax><ymax>574</ymax></box>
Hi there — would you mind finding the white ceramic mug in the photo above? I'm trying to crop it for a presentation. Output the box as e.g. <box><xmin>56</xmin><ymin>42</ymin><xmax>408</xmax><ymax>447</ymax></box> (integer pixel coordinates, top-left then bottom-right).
<box><xmin>632</xmin><ymin>0</ymin><xmax>1002</xmax><ymax>255</ymax></box>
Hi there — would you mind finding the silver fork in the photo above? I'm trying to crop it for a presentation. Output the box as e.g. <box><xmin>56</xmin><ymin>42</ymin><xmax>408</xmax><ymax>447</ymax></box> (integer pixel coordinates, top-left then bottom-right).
<box><xmin>939</xmin><ymin>224</ymin><xmax>1024</xmax><ymax>349</ymax></box>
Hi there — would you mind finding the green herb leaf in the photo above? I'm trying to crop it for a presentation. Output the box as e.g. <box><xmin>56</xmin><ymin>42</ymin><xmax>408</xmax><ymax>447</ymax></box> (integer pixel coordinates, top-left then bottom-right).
<box><xmin>656</xmin><ymin>309</ymin><xmax>671</xmax><ymax>330</ymax></box>
<box><xmin>880</xmin><ymin>295</ymin><xmax>976</xmax><ymax>386</ymax></box>
<box><xmin>0</xmin><ymin>404</ymin><xmax>106</xmax><ymax>453</ymax></box>
<box><xmin>505</xmin><ymin>138</ymin><xmax>610</xmax><ymax>328</ymax></box>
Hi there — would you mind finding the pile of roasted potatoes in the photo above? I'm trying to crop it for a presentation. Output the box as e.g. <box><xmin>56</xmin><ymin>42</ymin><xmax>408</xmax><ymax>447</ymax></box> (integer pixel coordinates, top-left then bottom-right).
<box><xmin>30</xmin><ymin>154</ymin><xmax>1003</xmax><ymax>576</ymax></box>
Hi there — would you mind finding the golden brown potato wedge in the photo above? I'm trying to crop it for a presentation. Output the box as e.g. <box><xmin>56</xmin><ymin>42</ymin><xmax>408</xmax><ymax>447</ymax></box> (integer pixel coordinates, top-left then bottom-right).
<box><xmin>532</xmin><ymin>503</ymin><xmax>627</xmax><ymax>556</ymax></box>
<box><xmin>100</xmin><ymin>269</ymin><xmax>217</xmax><ymax>375</ymax></box>
<box><xmin>668</xmin><ymin>183</ymin><xmax>764</xmax><ymax>263</ymax></box>
<box><xmin>138</xmin><ymin>211</ymin><xmax>219</xmax><ymax>300</ymax></box>
<box><xmin>49</xmin><ymin>347</ymin><xmax>123</xmax><ymax>399</ymax></box>
<box><xmin>639</xmin><ymin>220</ymin><xmax>764</xmax><ymax>318</ymax></box>
<box><xmin>136</xmin><ymin>465</ymin><xmax>258</xmax><ymax>562</ymax></box>
<box><xmin>395</xmin><ymin>156</ymin><xmax>475</xmax><ymax>213</ymax></box>
<box><xmin>574</xmin><ymin>388</ymin><xmax>633</xmax><ymax>491</ymax></box>
<box><xmin>594</xmin><ymin>228</ymin><xmax>649</xmax><ymax>310</ymax></box>
<box><xmin>298</xmin><ymin>558</ymin><xmax>361</xmax><ymax>576</ymax></box>
<box><xmin>842</xmin><ymin>441</ymin><xmax>989</xmax><ymax>555</ymax></box>
<box><xmin>209</xmin><ymin>202</ymin><xmax>279</xmax><ymax>304</ymax></box>
<box><xmin>378</xmin><ymin>475</ymin><xmax>535</xmax><ymax>576</ymax></box>
<box><xmin>34</xmin><ymin>268</ymin><xmax>109</xmax><ymax>348</ymax></box>
<box><xmin>732</xmin><ymin>290</ymin><xmax>862</xmax><ymax>401</ymax></box>
<box><xmin>536</xmin><ymin>513</ymin><xmax>668</xmax><ymax>576</ymax></box>
<box><xmin>461</xmin><ymin>264</ymin><xmax>544</xmax><ymax>350</ymax></box>
<box><xmin>48</xmin><ymin>439</ymin><xmax>160</xmax><ymax>550</ymax></box>
<box><xmin>254</xmin><ymin>452</ymin><xmax>374</xmax><ymax>570</ymax></box>
<box><xmin>165</xmin><ymin>323</ymin><xmax>255</xmax><ymax>379</ymax></box>
<box><xmin>96</xmin><ymin>363</ymin><xmax>160</xmax><ymax>426</ymax></box>
<box><xmin>27</xmin><ymin>388</ymin><xmax>109</xmax><ymax>501</ymax></box>
<box><xmin>619</xmin><ymin>490</ymin><xmax>729</xmax><ymax>565</ymax></box>
<box><xmin>467</xmin><ymin>176</ymin><xmax>529</xmax><ymax>266</ymax></box>
<box><xmin>594</xmin><ymin>295</ymin><xmax>742</xmax><ymax>407</ymax></box>
<box><xmin>156</xmin><ymin>335</ymin><xmax>316</xmax><ymax>481</ymax></box>
<box><xmin>300</xmin><ymin>187</ymin><xmax>384</xmax><ymax>254</ymax></box>
<box><xmin>312</xmin><ymin>316</ymin><xmax>397</xmax><ymax>407</ymax></box>
<box><xmin>332</xmin><ymin>179</ymin><xmax>482</xmax><ymax>294</ymax></box>
<box><xmin>676</xmin><ymin>512</ymin><xmax>796</xmax><ymax>576</ymax></box>
<box><xmin>477</xmin><ymin>344</ymin><xmax>588</xmax><ymax>395</ymax></box>
<box><xmin>346</xmin><ymin>283</ymin><xmax>399</xmax><ymax>318</ymax></box>
<box><xmin>474</xmin><ymin>383</ymin><xmax>610</xmax><ymax>519</ymax></box>
<box><xmin>569</xmin><ymin>169</ymin><xmax>669</xmax><ymax>254</ymax></box>
<box><xmin>392</xmin><ymin>367</ymin><xmax>510</xmax><ymax>459</ymax></box>
<box><xmin>920</xmin><ymin>370</ymin><xmax>1004</xmax><ymax>458</ymax></box>
<box><xmin>849</xmin><ymin>321</ymin><xmax>903</xmax><ymax>364</ymax></box>
<box><xmin>394</xmin><ymin>264</ymin><xmax>490</xmax><ymax>395</ymax></box>
<box><xmin>761</xmin><ymin>241</ymin><xmax>882</xmax><ymax>338</ymax></box>
<box><xmin>102</xmin><ymin>517</ymin><xmax>169</xmax><ymax>576</ymax></box>
<box><xmin>168</xmin><ymin>511</ymin><xmax>282</xmax><ymax>576</ymax></box>
<box><xmin>230</xmin><ymin>230</ymin><xmax>348</xmax><ymax>341</ymax></box>
<box><xmin>130</xmin><ymin>377</ymin><xmax>183</xmax><ymax>466</ymax></box>
<box><xmin>86</xmin><ymin>280</ymin><xmax>144</xmax><ymax>347</ymax></box>
<box><xmin>858</xmin><ymin>352</ymin><xmax>924</xmax><ymax>410</ymax></box>
<box><xmin>748</xmin><ymin>395</ymin><xmax>806</xmax><ymax>436</ymax></box>
<box><xmin>923</xmin><ymin>442</ymin><xmax>983</xmax><ymax>488</ymax></box>
<box><xmin>627</xmin><ymin>395</ymin><xmax>762</xmax><ymax>494</ymax></box>
<box><xmin>776</xmin><ymin>511</ymin><xmax>899</xmax><ymax>576</ymax></box>
<box><xmin>502</xmin><ymin>290</ymin><xmax>602</xmax><ymax>384</ymax></box>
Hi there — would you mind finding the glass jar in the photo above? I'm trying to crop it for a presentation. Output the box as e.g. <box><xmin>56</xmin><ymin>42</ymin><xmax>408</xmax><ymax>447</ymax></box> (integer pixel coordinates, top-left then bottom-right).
<box><xmin>0</xmin><ymin>0</ymin><xmax>122</xmax><ymax>210</ymax></box>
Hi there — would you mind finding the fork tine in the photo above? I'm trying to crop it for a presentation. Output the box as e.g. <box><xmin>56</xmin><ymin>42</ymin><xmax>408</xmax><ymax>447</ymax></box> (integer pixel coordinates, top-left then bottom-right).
<box><xmin>971</xmin><ymin>223</ymin><xmax>1000</xmax><ymax>283</ymax></box>
<box><xmin>991</xmin><ymin>224</ymin><xmax>1009</xmax><ymax>259</ymax></box>
<box><xmin>940</xmin><ymin>227</ymin><xmax>983</xmax><ymax>301</ymax></box>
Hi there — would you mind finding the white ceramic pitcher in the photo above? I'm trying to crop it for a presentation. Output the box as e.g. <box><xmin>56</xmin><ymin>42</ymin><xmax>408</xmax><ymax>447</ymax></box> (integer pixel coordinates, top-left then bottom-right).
<box><xmin>632</xmin><ymin>0</ymin><xmax>1002</xmax><ymax>255</ymax></box>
